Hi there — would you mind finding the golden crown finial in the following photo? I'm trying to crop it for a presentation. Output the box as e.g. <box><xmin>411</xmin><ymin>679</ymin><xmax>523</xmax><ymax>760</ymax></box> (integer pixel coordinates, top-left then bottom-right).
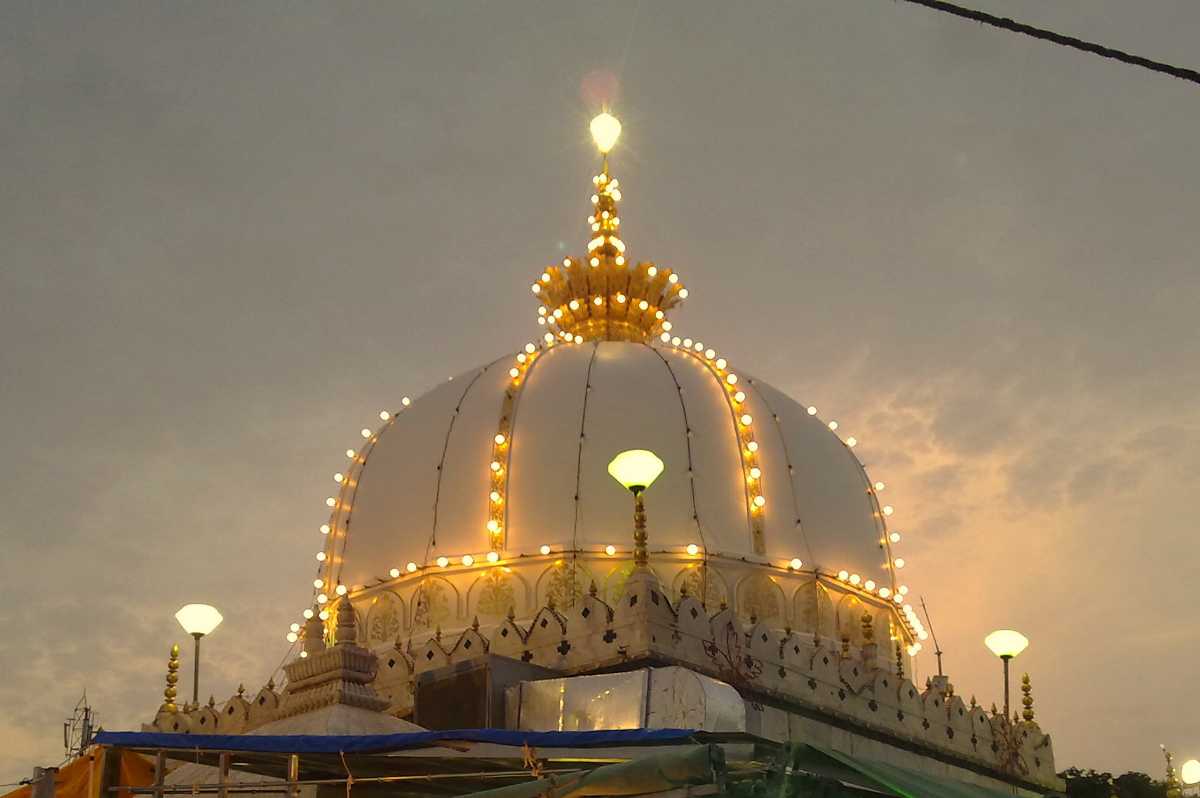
<box><xmin>160</xmin><ymin>643</ymin><xmax>180</xmax><ymax>713</ymax></box>
<box><xmin>861</xmin><ymin>611</ymin><xmax>874</xmax><ymax>644</ymax></box>
<box><xmin>529</xmin><ymin>111</ymin><xmax>688</xmax><ymax>344</ymax></box>
<box><xmin>1020</xmin><ymin>672</ymin><xmax>1035</xmax><ymax>722</ymax></box>
<box><xmin>1163</xmin><ymin>745</ymin><xmax>1183</xmax><ymax>797</ymax></box>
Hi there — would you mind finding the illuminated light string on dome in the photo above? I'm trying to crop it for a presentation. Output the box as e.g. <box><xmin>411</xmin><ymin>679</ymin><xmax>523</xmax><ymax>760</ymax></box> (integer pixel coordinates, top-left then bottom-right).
<box><xmin>662</xmin><ymin>330</ymin><xmax>918</xmax><ymax>646</ymax></box>
<box><xmin>657</xmin><ymin>335</ymin><xmax>768</xmax><ymax>554</ymax></box>
<box><xmin>294</xmin><ymin>399</ymin><xmax>413</xmax><ymax>643</ymax></box>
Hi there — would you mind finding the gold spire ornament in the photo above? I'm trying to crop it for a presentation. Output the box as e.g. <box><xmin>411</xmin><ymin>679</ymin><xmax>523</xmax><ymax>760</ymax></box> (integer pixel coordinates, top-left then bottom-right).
<box><xmin>160</xmin><ymin>644</ymin><xmax>180</xmax><ymax>713</ymax></box>
<box><xmin>1163</xmin><ymin>745</ymin><xmax>1183</xmax><ymax>798</ymax></box>
<box><xmin>1020</xmin><ymin>673</ymin><xmax>1035</xmax><ymax>722</ymax></box>
<box><xmin>530</xmin><ymin>112</ymin><xmax>688</xmax><ymax>343</ymax></box>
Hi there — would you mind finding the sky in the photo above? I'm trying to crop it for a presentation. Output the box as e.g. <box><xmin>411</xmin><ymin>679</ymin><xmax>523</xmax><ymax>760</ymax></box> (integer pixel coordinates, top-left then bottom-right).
<box><xmin>2</xmin><ymin>0</ymin><xmax>1199</xmax><ymax>783</ymax></box>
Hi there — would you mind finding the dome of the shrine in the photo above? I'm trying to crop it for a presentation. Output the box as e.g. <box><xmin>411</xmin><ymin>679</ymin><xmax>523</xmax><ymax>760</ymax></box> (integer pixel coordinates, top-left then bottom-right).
<box><xmin>325</xmin><ymin>340</ymin><xmax>898</xmax><ymax>593</ymax></box>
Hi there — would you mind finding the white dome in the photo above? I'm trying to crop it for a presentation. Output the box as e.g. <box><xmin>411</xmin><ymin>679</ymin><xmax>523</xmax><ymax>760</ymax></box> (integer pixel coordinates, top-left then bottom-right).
<box><xmin>325</xmin><ymin>341</ymin><xmax>896</xmax><ymax>592</ymax></box>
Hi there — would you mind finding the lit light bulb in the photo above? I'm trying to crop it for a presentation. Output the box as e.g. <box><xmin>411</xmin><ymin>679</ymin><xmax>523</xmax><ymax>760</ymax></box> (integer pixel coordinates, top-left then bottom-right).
<box><xmin>436</xmin><ymin>556</ymin><xmax>449</xmax><ymax>568</ymax></box>
<box><xmin>879</xmin><ymin>587</ymin><xmax>891</xmax><ymax>598</ymax></box>
<box><xmin>590</xmin><ymin>112</ymin><xmax>622</xmax><ymax>154</ymax></box>
<box><xmin>746</xmin><ymin>441</ymin><xmax>759</xmax><ymax>453</ymax></box>
<box><xmin>303</xmin><ymin>609</ymin><xmax>314</xmax><ymax>619</ymax></box>
<box><xmin>319</xmin><ymin>610</ymin><xmax>329</xmax><ymax>621</ymax></box>
<box><xmin>899</xmin><ymin>585</ymin><xmax>909</xmax><ymax>595</ymax></box>
<box><xmin>326</xmin><ymin>497</ymin><xmax>337</xmax><ymax>508</ymax></box>
<box><xmin>874</xmin><ymin>481</ymin><xmax>885</xmax><ymax>491</ymax></box>
<box><xmin>662</xmin><ymin>321</ymin><xmax>672</xmax><ymax>331</ymax></box>
<box><xmin>462</xmin><ymin>554</ymin><xmax>474</xmax><ymax>566</ymax></box>
<box><xmin>882</xmin><ymin>505</ymin><xmax>894</xmax><ymax>516</ymax></box>
<box><xmin>678</xmin><ymin>288</ymin><xmax>689</xmax><ymax>299</ymax></box>
<box><xmin>509</xmin><ymin>367</ymin><xmax>520</xmax><ymax>378</ymax></box>
<box><xmin>661</xmin><ymin>332</ymin><xmax>671</xmax><ymax>342</ymax></box>
<box><xmin>490</xmin><ymin>491</ymin><xmax>502</xmax><ymax>503</ymax></box>
<box><xmin>807</xmin><ymin>406</ymin><xmax>817</xmax><ymax>415</ymax></box>
<box><xmin>694</xmin><ymin>342</ymin><xmax>703</xmax><ymax>352</ymax></box>
<box><xmin>672</xmin><ymin>337</ymin><xmax>681</xmax><ymax>346</ymax></box>
<box><xmin>389</xmin><ymin>567</ymin><xmax>400</xmax><ymax>578</ymax></box>
<box><xmin>574</xmin><ymin>335</ymin><xmax>583</xmax><ymax>344</ymax></box>
<box><xmin>494</xmin><ymin>433</ymin><xmax>506</xmax><ymax>445</ymax></box>
<box><xmin>726</xmin><ymin>374</ymin><xmax>738</xmax><ymax>385</ymax></box>
<box><xmin>648</xmin><ymin>266</ymin><xmax>658</xmax><ymax>277</ymax></box>
<box><xmin>320</xmin><ymin>524</ymin><xmax>330</xmax><ymax>535</ymax></box>
<box><xmin>360</xmin><ymin>428</ymin><xmax>372</xmax><ymax>439</ymax></box>
<box><xmin>317</xmin><ymin>593</ymin><xmax>328</xmax><ymax>604</ymax></box>
<box><xmin>686</xmin><ymin>543</ymin><xmax>700</xmax><ymax>556</ymax></box>
<box><xmin>486</xmin><ymin>519</ymin><xmax>500</xmax><ymax>533</ymax></box>
<box><xmin>704</xmin><ymin>348</ymin><xmax>715</xmax><ymax>359</ymax></box>
<box><xmin>594</xmin><ymin>296</ymin><xmax>603</xmax><ymax>305</ymax></box>
<box><xmin>286</xmin><ymin>632</ymin><xmax>298</xmax><ymax>643</ymax></box>
<box><xmin>379</xmin><ymin>410</ymin><xmax>391</xmax><ymax>421</ymax></box>
<box><xmin>316</xmin><ymin>551</ymin><xmax>326</xmax><ymax>562</ymax></box>
<box><xmin>333</xmin><ymin>472</ymin><xmax>344</xmax><ymax>483</ymax></box>
<box><xmin>733</xmin><ymin>390</ymin><xmax>745</xmax><ymax>403</ymax></box>
<box><xmin>753</xmin><ymin>495</ymin><xmax>766</xmax><ymax>508</ymax></box>
<box><xmin>889</xmin><ymin>532</ymin><xmax>901</xmax><ymax>543</ymax></box>
<box><xmin>540</xmin><ymin>544</ymin><xmax>551</xmax><ymax>555</ymax></box>
<box><xmin>837</xmin><ymin>570</ymin><xmax>849</xmax><ymax>580</ymax></box>
<box><xmin>740</xmin><ymin>414</ymin><xmax>753</xmax><ymax>426</ymax></box>
<box><xmin>605</xmin><ymin>544</ymin><xmax>616</xmax><ymax>556</ymax></box>
<box><xmin>569</xmin><ymin>300</ymin><xmax>579</xmax><ymax>311</ymax></box>
<box><xmin>616</xmin><ymin>256</ymin><xmax>626</xmax><ymax>266</ymax></box>
<box><xmin>789</xmin><ymin>558</ymin><xmax>803</xmax><ymax>570</ymax></box>
<box><xmin>335</xmin><ymin>584</ymin><xmax>347</xmax><ymax>596</ymax></box>
<box><xmin>828</xmin><ymin>421</ymin><xmax>838</xmax><ymax>431</ymax></box>
<box><xmin>590</xmin><ymin>257</ymin><xmax>599</xmax><ymax>267</ymax></box>
<box><xmin>486</xmin><ymin>551</ymin><xmax>499</xmax><ymax>563</ymax></box>
<box><xmin>401</xmin><ymin>396</ymin><xmax>411</xmax><ymax>407</ymax></box>
<box><xmin>406</xmin><ymin>562</ymin><xmax>418</xmax><ymax>573</ymax></box>
<box><xmin>894</xmin><ymin>558</ymin><xmax>906</xmax><ymax>568</ymax></box>
<box><xmin>716</xmin><ymin>358</ymin><xmax>727</xmax><ymax>369</ymax></box>
<box><xmin>299</xmin><ymin>650</ymin><xmax>308</xmax><ymax>658</ymax></box>
<box><xmin>683</xmin><ymin>338</ymin><xmax>693</xmax><ymax>348</ymax></box>
<box><xmin>313</xmin><ymin>578</ymin><xmax>323</xmax><ymax>588</ymax></box>
<box><xmin>669</xmin><ymin>273</ymin><xmax>679</xmax><ymax>284</ymax></box>
<box><xmin>639</xmin><ymin>300</ymin><xmax>649</xmax><ymax>310</ymax></box>
<box><xmin>865</xmin><ymin>579</ymin><xmax>876</xmax><ymax>591</ymax></box>
<box><xmin>846</xmin><ymin>437</ymin><xmax>857</xmax><ymax>447</ymax></box>
<box><xmin>749</xmin><ymin>466</ymin><xmax>761</xmax><ymax>479</ymax></box>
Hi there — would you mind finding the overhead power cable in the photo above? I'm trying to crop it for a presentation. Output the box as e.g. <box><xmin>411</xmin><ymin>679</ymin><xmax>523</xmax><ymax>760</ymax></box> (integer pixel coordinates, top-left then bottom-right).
<box><xmin>895</xmin><ymin>0</ymin><xmax>1200</xmax><ymax>86</ymax></box>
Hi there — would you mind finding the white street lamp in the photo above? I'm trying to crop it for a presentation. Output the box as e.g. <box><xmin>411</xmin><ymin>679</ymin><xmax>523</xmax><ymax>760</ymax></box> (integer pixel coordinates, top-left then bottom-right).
<box><xmin>175</xmin><ymin>604</ymin><xmax>222</xmax><ymax>706</ymax></box>
<box><xmin>607</xmin><ymin>449</ymin><xmax>665</xmax><ymax>567</ymax></box>
<box><xmin>1181</xmin><ymin>758</ymin><xmax>1200</xmax><ymax>786</ymax></box>
<box><xmin>984</xmin><ymin>629</ymin><xmax>1029</xmax><ymax>720</ymax></box>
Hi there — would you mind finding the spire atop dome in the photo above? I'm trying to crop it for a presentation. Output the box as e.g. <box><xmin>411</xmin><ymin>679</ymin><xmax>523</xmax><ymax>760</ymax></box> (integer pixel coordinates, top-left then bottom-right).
<box><xmin>529</xmin><ymin>111</ymin><xmax>689</xmax><ymax>343</ymax></box>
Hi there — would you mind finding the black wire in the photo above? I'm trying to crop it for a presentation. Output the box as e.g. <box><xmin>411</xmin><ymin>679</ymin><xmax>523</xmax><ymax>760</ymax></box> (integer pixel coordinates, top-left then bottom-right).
<box><xmin>896</xmin><ymin>0</ymin><xmax>1200</xmax><ymax>86</ymax></box>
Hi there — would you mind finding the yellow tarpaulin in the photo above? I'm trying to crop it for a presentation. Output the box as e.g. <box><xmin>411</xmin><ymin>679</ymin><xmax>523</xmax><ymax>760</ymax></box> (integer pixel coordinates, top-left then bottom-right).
<box><xmin>1</xmin><ymin>748</ymin><xmax>154</xmax><ymax>798</ymax></box>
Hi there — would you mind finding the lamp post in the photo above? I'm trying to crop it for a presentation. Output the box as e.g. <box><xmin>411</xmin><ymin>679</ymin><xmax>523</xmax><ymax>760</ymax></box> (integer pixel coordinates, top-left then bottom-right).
<box><xmin>607</xmin><ymin>449</ymin><xmax>665</xmax><ymax>567</ymax></box>
<box><xmin>984</xmin><ymin>629</ymin><xmax>1028</xmax><ymax>720</ymax></box>
<box><xmin>175</xmin><ymin>604</ymin><xmax>223</xmax><ymax>706</ymax></box>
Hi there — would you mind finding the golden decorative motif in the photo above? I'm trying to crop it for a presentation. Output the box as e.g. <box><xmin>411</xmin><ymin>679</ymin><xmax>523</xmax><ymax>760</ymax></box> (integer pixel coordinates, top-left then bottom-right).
<box><xmin>475</xmin><ymin>569</ymin><xmax>516</xmax><ymax>618</ymax></box>
<box><xmin>543</xmin><ymin>561</ymin><xmax>589</xmax><ymax>609</ymax></box>
<box><xmin>366</xmin><ymin>593</ymin><xmax>404</xmax><ymax>644</ymax></box>
<box><xmin>411</xmin><ymin>578</ymin><xmax>451</xmax><ymax>630</ymax></box>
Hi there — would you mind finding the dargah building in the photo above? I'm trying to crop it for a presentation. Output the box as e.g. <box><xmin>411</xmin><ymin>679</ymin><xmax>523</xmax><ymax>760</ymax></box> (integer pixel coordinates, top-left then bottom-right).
<box><xmin>80</xmin><ymin>114</ymin><xmax>1064</xmax><ymax>798</ymax></box>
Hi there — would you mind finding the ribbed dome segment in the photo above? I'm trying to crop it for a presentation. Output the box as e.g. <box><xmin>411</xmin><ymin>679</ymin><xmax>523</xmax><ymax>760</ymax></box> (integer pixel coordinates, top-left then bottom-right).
<box><xmin>326</xmin><ymin>341</ymin><xmax>893</xmax><ymax>592</ymax></box>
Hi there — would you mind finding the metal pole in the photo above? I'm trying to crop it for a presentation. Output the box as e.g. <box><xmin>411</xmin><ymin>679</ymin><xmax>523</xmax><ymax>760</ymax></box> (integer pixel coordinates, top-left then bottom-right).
<box><xmin>192</xmin><ymin>633</ymin><xmax>203</xmax><ymax>706</ymax></box>
<box><xmin>1001</xmin><ymin>655</ymin><xmax>1011</xmax><ymax>719</ymax></box>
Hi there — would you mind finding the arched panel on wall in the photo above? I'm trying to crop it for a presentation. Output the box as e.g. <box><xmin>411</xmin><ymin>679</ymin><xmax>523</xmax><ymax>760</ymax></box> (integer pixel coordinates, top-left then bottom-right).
<box><xmin>365</xmin><ymin>591</ymin><xmax>406</xmax><ymax>644</ymax></box>
<box><xmin>736</xmin><ymin>573</ymin><xmax>785</xmax><ymax>625</ymax></box>
<box><xmin>536</xmin><ymin>560</ymin><xmax>593</xmax><ymax>610</ymax></box>
<box><xmin>468</xmin><ymin>567</ymin><xmax>528</xmax><ymax>621</ymax></box>
<box><xmin>411</xmin><ymin>576</ymin><xmax>458</xmax><ymax>630</ymax></box>
<box><xmin>673</xmin><ymin>563</ymin><xmax>728</xmax><ymax>609</ymax></box>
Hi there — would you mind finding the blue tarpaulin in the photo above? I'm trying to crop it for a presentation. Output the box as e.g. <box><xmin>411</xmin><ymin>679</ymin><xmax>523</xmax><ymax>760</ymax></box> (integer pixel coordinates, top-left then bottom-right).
<box><xmin>93</xmin><ymin>728</ymin><xmax>698</xmax><ymax>754</ymax></box>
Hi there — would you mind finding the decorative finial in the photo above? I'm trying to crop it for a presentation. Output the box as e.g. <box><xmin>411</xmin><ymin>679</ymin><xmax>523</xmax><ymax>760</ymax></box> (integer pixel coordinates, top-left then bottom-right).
<box><xmin>678</xmin><ymin>581</ymin><xmax>689</xmax><ymax>598</ymax></box>
<box><xmin>895</xmin><ymin>641</ymin><xmax>904</xmax><ymax>679</ymax></box>
<box><xmin>334</xmin><ymin>597</ymin><xmax>357</xmax><ymax>647</ymax></box>
<box><xmin>207</xmin><ymin>695</ymin><xmax>215</xmax><ymax>709</ymax></box>
<box><xmin>840</xmin><ymin>634</ymin><xmax>850</xmax><ymax>657</ymax></box>
<box><xmin>237</xmin><ymin>683</ymin><xmax>245</xmax><ymax>698</ymax></box>
<box><xmin>434</xmin><ymin>626</ymin><xmax>442</xmax><ymax>642</ymax></box>
<box><xmin>861</xmin><ymin>611</ymin><xmax>874</xmax><ymax>644</ymax></box>
<box><xmin>990</xmin><ymin>702</ymin><xmax>998</xmax><ymax>716</ymax></box>
<box><xmin>471</xmin><ymin>616</ymin><xmax>480</xmax><ymax>631</ymax></box>
<box><xmin>546</xmin><ymin>595</ymin><xmax>556</xmax><ymax>611</ymax></box>
<box><xmin>749</xmin><ymin>612</ymin><xmax>758</xmax><ymax>625</ymax></box>
<box><xmin>970</xmin><ymin>695</ymin><xmax>977</xmax><ymax>709</ymax></box>
<box><xmin>1020</xmin><ymin>673</ymin><xmax>1035</xmax><ymax>722</ymax></box>
<box><xmin>1163</xmin><ymin>745</ymin><xmax>1183</xmax><ymax>798</ymax></box>
<box><xmin>161</xmin><ymin>644</ymin><xmax>180</xmax><ymax>713</ymax></box>
<box><xmin>507</xmin><ymin>606</ymin><xmax>516</xmax><ymax>621</ymax></box>
<box><xmin>529</xmin><ymin>111</ymin><xmax>687</xmax><ymax>343</ymax></box>
<box><xmin>588</xmin><ymin>580</ymin><xmax>598</xmax><ymax>597</ymax></box>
